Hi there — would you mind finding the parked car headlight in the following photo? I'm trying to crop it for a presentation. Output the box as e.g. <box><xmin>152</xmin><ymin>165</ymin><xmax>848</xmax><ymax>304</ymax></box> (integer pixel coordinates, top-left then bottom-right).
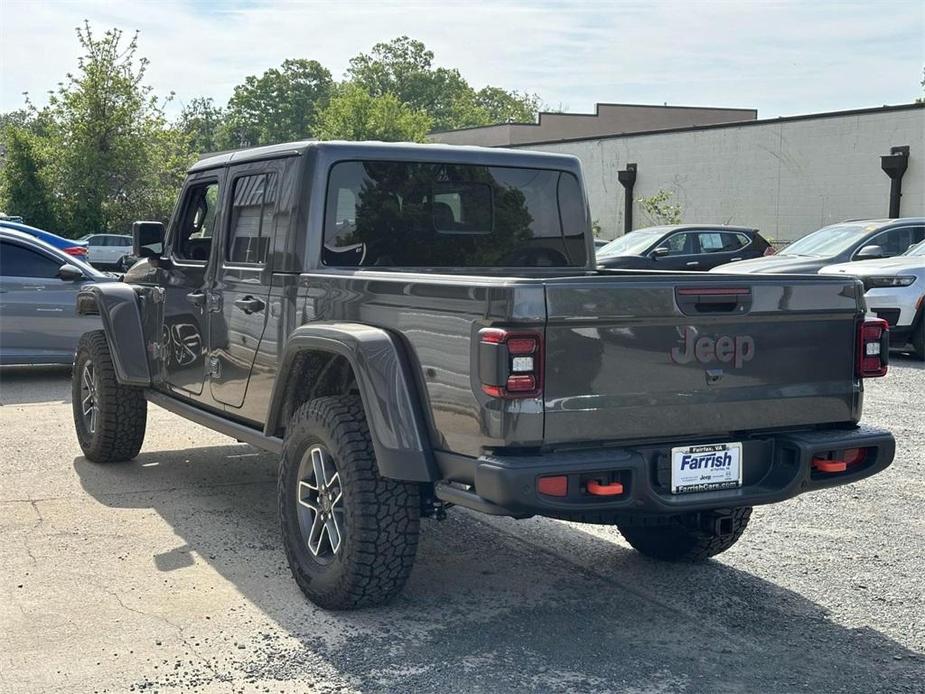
<box><xmin>866</xmin><ymin>276</ymin><xmax>916</xmax><ymax>288</ymax></box>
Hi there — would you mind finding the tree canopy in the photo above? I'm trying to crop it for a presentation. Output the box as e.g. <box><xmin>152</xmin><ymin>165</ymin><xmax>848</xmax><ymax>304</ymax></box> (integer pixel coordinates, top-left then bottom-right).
<box><xmin>314</xmin><ymin>83</ymin><xmax>432</xmax><ymax>142</ymax></box>
<box><xmin>0</xmin><ymin>28</ymin><xmax>546</xmax><ymax>236</ymax></box>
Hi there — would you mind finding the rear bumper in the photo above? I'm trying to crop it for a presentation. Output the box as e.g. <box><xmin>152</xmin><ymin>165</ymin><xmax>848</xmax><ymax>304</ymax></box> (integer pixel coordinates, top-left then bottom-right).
<box><xmin>435</xmin><ymin>425</ymin><xmax>894</xmax><ymax>520</ymax></box>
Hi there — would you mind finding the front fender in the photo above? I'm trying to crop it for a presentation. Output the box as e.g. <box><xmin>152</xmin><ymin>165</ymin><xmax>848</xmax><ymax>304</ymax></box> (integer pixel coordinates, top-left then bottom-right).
<box><xmin>76</xmin><ymin>283</ymin><xmax>151</xmax><ymax>387</ymax></box>
<box><xmin>266</xmin><ymin>323</ymin><xmax>437</xmax><ymax>482</ymax></box>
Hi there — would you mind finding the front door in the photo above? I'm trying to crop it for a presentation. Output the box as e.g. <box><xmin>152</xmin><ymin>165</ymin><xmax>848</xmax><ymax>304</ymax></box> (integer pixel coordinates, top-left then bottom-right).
<box><xmin>650</xmin><ymin>231</ymin><xmax>703</xmax><ymax>270</ymax></box>
<box><xmin>160</xmin><ymin>172</ymin><xmax>224</xmax><ymax>397</ymax></box>
<box><xmin>0</xmin><ymin>238</ymin><xmax>94</xmax><ymax>363</ymax></box>
<box><xmin>209</xmin><ymin>169</ymin><xmax>278</xmax><ymax>409</ymax></box>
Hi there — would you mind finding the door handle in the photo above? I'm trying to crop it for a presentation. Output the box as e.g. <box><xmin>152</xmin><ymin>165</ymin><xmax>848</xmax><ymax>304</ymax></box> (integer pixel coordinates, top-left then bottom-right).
<box><xmin>185</xmin><ymin>290</ymin><xmax>206</xmax><ymax>307</ymax></box>
<box><xmin>686</xmin><ymin>261</ymin><xmax>700</xmax><ymax>267</ymax></box>
<box><xmin>731</xmin><ymin>257</ymin><xmax>743</xmax><ymax>262</ymax></box>
<box><xmin>234</xmin><ymin>296</ymin><xmax>265</xmax><ymax>314</ymax></box>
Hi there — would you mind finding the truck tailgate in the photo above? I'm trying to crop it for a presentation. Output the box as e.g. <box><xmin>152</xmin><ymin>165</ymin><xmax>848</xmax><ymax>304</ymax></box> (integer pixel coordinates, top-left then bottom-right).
<box><xmin>543</xmin><ymin>274</ymin><xmax>863</xmax><ymax>445</ymax></box>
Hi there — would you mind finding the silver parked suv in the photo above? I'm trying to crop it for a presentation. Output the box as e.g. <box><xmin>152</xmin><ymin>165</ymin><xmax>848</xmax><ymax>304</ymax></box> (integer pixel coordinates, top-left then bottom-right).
<box><xmin>821</xmin><ymin>239</ymin><xmax>925</xmax><ymax>359</ymax></box>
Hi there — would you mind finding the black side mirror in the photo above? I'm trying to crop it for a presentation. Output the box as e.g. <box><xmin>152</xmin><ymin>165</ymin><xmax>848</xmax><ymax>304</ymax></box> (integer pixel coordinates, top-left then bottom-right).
<box><xmin>651</xmin><ymin>246</ymin><xmax>670</xmax><ymax>258</ymax></box>
<box><xmin>133</xmin><ymin>220</ymin><xmax>165</xmax><ymax>259</ymax></box>
<box><xmin>57</xmin><ymin>264</ymin><xmax>84</xmax><ymax>282</ymax></box>
<box><xmin>856</xmin><ymin>244</ymin><xmax>884</xmax><ymax>259</ymax></box>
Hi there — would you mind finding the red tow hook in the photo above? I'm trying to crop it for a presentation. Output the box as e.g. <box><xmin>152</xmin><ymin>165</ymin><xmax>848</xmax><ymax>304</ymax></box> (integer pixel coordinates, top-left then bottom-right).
<box><xmin>812</xmin><ymin>448</ymin><xmax>867</xmax><ymax>474</ymax></box>
<box><xmin>811</xmin><ymin>457</ymin><xmax>847</xmax><ymax>473</ymax></box>
<box><xmin>586</xmin><ymin>480</ymin><xmax>624</xmax><ymax>496</ymax></box>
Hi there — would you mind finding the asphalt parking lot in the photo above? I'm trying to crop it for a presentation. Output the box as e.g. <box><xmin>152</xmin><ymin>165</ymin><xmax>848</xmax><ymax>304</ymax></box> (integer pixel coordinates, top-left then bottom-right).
<box><xmin>1</xmin><ymin>359</ymin><xmax>923</xmax><ymax>694</ymax></box>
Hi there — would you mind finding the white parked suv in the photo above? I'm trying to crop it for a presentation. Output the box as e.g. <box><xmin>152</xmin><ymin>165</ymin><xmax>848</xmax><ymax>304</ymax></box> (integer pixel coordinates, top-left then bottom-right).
<box><xmin>79</xmin><ymin>233</ymin><xmax>133</xmax><ymax>268</ymax></box>
<box><xmin>821</xmin><ymin>240</ymin><xmax>925</xmax><ymax>360</ymax></box>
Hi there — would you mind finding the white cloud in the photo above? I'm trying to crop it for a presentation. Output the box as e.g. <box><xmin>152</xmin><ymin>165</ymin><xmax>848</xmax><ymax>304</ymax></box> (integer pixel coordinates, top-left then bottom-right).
<box><xmin>1</xmin><ymin>0</ymin><xmax>922</xmax><ymax>120</ymax></box>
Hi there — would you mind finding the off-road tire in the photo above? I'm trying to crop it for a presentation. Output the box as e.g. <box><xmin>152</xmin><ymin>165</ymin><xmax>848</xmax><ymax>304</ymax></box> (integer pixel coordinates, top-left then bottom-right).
<box><xmin>279</xmin><ymin>395</ymin><xmax>421</xmax><ymax>610</ymax></box>
<box><xmin>618</xmin><ymin>507</ymin><xmax>752</xmax><ymax>562</ymax></box>
<box><xmin>72</xmin><ymin>330</ymin><xmax>147</xmax><ymax>462</ymax></box>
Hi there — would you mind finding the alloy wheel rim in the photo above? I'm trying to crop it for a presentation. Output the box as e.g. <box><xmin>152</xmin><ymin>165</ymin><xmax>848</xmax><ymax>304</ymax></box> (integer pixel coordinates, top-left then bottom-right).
<box><xmin>80</xmin><ymin>361</ymin><xmax>99</xmax><ymax>435</ymax></box>
<box><xmin>296</xmin><ymin>444</ymin><xmax>344</xmax><ymax>562</ymax></box>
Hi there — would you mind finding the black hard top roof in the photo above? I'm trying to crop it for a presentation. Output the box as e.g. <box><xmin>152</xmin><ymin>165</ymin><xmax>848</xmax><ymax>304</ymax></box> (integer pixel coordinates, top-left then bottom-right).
<box><xmin>190</xmin><ymin>140</ymin><xmax>583</xmax><ymax>174</ymax></box>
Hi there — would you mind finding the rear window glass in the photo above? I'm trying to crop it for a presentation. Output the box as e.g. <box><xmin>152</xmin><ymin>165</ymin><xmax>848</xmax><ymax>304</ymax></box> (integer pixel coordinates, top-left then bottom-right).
<box><xmin>322</xmin><ymin>161</ymin><xmax>587</xmax><ymax>268</ymax></box>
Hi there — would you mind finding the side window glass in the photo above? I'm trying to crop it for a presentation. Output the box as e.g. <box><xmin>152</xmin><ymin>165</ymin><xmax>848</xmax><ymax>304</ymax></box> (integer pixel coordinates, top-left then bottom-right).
<box><xmin>874</xmin><ymin>227</ymin><xmax>917</xmax><ymax>257</ymax></box>
<box><xmin>227</xmin><ymin>174</ymin><xmax>277</xmax><ymax>265</ymax></box>
<box><xmin>698</xmin><ymin>232</ymin><xmax>725</xmax><ymax>253</ymax></box>
<box><xmin>174</xmin><ymin>181</ymin><xmax>220</xmax><ymax>262</ymax></box>
<box><xmin>664</xmin><ymin>233</ymin><xmax>692</xmax><ymax>255</ymax></box>
<box><xmin>0</xmin><ymin>242</ymin><xmax>61</xmax><ymax>278</ymax></box>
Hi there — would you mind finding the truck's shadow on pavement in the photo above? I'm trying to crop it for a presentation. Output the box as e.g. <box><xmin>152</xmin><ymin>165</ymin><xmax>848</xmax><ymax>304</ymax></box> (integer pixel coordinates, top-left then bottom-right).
<box><xmin>73</xmin><ymin>446</ymin><xmax>922</xmax><ymax>693</ymax></box>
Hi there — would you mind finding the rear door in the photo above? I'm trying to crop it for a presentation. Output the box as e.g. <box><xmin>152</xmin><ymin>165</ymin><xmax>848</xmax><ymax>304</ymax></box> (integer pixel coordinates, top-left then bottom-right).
<box><xmin>208</xmin><ymin>165</ymin><xmax>279</xmax><ymax>408</ymax></box>
<box><xmin>696</xmin><ymin>231</ymin><xmax>752</xmax><ymax>270</ymax></box>
<box><xmin>543</xmin><ymin>274</ymin><xmax>862</xmax><ymax>445</ymax></box>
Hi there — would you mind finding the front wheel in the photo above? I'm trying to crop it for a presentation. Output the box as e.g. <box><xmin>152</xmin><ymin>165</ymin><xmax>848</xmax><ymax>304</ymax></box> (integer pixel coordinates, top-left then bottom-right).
<box><xmin>279</xmin><ymin>395</ymin><xmax>421</xmax><ymax>609</ymax></box>
<box><xmin>617</xmin><ymin>507</ymin><xmax>752</xmax><ymax>562</ymax></box>
<box><xmin>72</xmin><ymin>331</ymin><xmax>147</xmax><ymax>462</ymax></box>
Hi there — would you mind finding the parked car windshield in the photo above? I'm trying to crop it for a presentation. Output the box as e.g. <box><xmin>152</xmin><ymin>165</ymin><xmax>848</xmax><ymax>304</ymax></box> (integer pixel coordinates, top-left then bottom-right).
<box><xmin>323</xmin><ymin>161</ymin><xmax>588</xmax><ymax>268</ymax></box>
<box><xmin>781</xmin><ymin>224</ymin><xmax>871</xmax><ymax>257</ymax></box>
<box><xmin>596</xmin><ymin>228</ymin><xmax>666</xmax><ymax>257</ymax></box>
<box><xmin>903</xmin><ymin>240</ymin><xmax>925</xmax><ymax>256</ymax></box>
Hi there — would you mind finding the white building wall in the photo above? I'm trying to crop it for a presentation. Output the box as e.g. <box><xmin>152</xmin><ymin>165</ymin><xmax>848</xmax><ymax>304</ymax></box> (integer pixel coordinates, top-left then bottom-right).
<box><xmin>522</xmin><ymin>106</ymin><xmax>925</xmax><ymax>242</ymax></box>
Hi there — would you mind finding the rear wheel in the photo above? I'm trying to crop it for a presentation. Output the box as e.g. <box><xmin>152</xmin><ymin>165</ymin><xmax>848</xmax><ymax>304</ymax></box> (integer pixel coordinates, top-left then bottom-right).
<box><xmin>72</xmin><ymin>331</ymin><xmax>147</xmax><ymax>462</ymax></box>
<box><xmin>618</xmin><ymin>507</ymin><xmax>752</xmax><ymax>562</ymax></box>
<box><xmin>279</xmin><ymin>395</ymin><xmax>421</xmax><ymax>609</ymax></box>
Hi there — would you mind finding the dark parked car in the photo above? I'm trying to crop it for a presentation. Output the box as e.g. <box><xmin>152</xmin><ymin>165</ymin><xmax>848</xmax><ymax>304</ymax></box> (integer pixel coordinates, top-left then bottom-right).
<box><xmin>73</xmin><ymin>141</ymin><xmax>894</xmax><ymax>610</ymax></box>
<box><xmin>596</xmin><ymin>225</ymin><xmax>772</xmax><ymax>271</ymax></box>
<box><xmin>0</xmin><ymin>229</ymin><xmax>107</xmax><ymax>365</ymax></box>
<box><xmin>0</xmin><ymin>220</ymin><xmax>89</xmax><ymax>260</ymax></box>
<box><xmin>713</xmin><ymin>218</ymin><xmax>925</xmax><ymax>274</ymax></box>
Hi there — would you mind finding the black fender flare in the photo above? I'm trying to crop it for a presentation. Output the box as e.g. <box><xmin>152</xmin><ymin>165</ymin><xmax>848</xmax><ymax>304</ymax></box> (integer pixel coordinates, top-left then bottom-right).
<box><xmin>76</xmin><ymin>283</ymin><xmax>151</xmax><ymax>387</ymax></box>
<box><xmin>265</xmin><ymin>323</ymin><xmax>438</xmax><ymax>482</ymax></box>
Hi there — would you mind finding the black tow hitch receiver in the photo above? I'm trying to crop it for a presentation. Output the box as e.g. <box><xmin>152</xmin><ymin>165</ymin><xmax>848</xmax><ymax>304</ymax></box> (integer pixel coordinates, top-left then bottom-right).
<box><xmin>699</xmin><ymin>511</ymin><xmax>735</xmax><ymax>537</ymax></box>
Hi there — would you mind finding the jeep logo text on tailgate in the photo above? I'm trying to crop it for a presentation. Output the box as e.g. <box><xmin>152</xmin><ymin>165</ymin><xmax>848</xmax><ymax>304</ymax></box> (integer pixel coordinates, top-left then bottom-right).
<box><xmin>670</xmin><ymin>327</ymin><xmax>755</xmax><ymax>368</ymax></box>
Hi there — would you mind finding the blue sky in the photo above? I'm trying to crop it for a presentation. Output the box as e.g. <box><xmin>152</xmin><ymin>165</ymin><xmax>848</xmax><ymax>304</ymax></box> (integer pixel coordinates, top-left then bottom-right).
<box><xmin>1</xmin><ymin>0</ymin><xmax>923</xmax><ymax>121</ymax></box>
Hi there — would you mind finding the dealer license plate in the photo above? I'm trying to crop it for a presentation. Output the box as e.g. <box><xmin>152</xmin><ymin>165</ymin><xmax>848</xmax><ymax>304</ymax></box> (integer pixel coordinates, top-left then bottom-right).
<box><xmin>671</xmin><ymin>442</ymin><xmax>743</xmax><ymax>494</ymax></box>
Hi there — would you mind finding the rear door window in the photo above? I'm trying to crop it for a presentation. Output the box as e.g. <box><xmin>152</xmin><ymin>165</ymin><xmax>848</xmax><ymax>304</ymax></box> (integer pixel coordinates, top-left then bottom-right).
<box><xmin>323</xmin><ymin>161</ymin><xmax>587</xmax><ymax>268</ymax></box>
<box><xmin>226</xmin><ymin>173</ymin><xmax>277</xmax><ymax>265</ymax></box>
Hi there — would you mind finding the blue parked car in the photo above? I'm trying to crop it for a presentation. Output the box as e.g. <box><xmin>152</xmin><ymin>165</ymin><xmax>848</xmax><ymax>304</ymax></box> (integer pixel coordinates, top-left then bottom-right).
<box><xmin>0</xmin><ymin>220</ymin><xmax>89</xmax><ymax>260</ymax></box>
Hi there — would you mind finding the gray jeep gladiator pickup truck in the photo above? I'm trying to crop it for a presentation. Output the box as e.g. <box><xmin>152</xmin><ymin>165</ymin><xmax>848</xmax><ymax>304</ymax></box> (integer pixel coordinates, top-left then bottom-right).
<box><xmin>72</xmin><ymin>141</ymin><xmax>895</xmax><ymax>609</ymax></box>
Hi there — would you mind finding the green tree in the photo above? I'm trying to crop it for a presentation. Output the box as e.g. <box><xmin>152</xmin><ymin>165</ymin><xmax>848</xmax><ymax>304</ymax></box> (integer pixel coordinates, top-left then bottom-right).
<box><xmin>22</xmin><ymin>23</ymin><xmax>191</xmax><ymax>236</ymax></box>
<box><xmin>220</xmin><ymin>59</ymin><xmax>333</xmax><ymax>148</ymax></box>
<box><xmin>637</xmin><ymin>190</ymin><xmax>683</xmax><ymax>225</ymax></box>
<box><xmin>177</xmin><ymin>97</ymin><xmax>225</xmax><ymax>155</ymax></box>
<box><xmin>347</xmin><ymin>36</ymin><xmax>540</xmax><ymax>131</ymax></box>
<box><xmin>0</xmin><ymin>125</ymin><xmax>56</xmax><ymax>228</ymax></box>
<box><xmin>474</xmin><ymin>86</ymin><xmax>541</xmax><ymax>124</ymax></box>
<box><xmin>314</xmin><ymin>83</ymin><xmax>431</xmax><ymax>142</ymax></box>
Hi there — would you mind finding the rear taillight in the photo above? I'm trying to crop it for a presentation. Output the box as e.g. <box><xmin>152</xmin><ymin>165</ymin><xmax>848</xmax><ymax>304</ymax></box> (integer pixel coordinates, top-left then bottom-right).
<box><xmin>479</xmin><ymin>327</ymin><xmax>543</xmax><ymax>398</ymax></box>
<box><xmin>64</xmin><ymin>246</ymin><xmax>88</xmax><ymax>257</ymax></box>
<box><xmin>763</xmin><ymin>246</ymin><xmax>777</xmax><ymax>256</ymax></box>
<box><xmin>857</xmin><ymin>318</ymin><xmax>889</xmax><ymax>378</ymax></box>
